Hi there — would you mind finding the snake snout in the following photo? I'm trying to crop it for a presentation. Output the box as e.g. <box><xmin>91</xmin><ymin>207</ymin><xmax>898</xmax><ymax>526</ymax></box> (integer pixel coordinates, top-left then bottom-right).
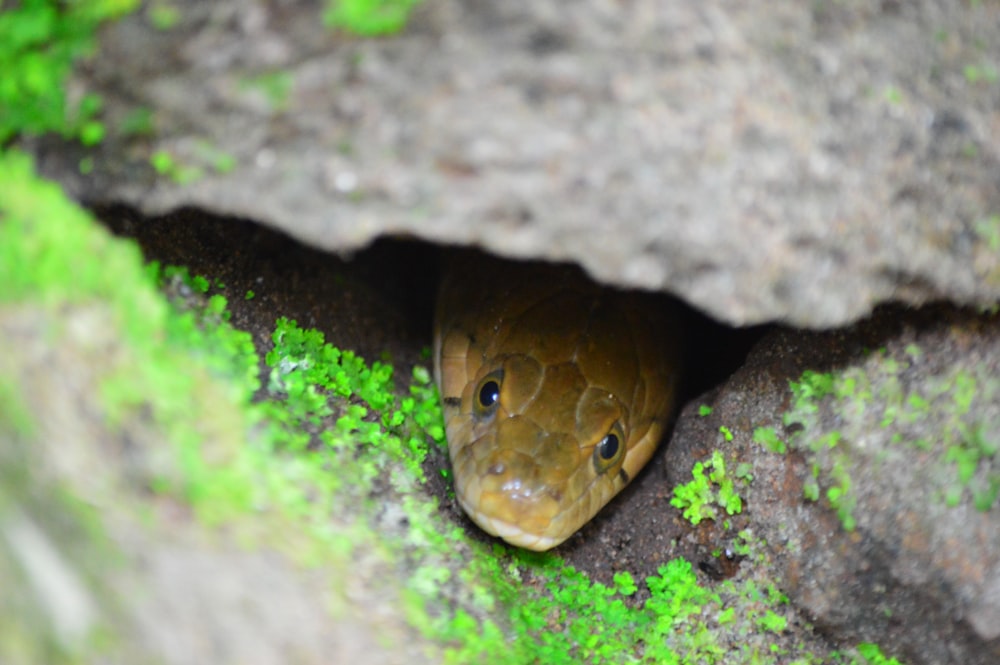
<box><xmin>454</xmin><ymin>442</ymin><xmax>569</xmax><ymax>550</ymax></box>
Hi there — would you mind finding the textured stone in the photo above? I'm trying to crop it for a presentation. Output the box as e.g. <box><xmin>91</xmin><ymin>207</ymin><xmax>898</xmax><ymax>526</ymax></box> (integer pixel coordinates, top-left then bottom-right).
<box><xmin>665</xmin><ymin>306</ymin><xmax>1000</xmax><ymax>665</ymax></box>
<box><xmin>31</xmin><ymin>0</ymin><xmax>1000</xmax><ymax>327</ymax></box>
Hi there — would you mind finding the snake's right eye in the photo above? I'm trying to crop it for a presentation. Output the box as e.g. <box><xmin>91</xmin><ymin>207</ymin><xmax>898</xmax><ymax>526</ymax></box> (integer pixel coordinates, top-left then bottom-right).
<box><xmin>592</xmin><ymin>421</ymin><xmax>627</xmax><ymax>475</ymax></box>
<box><xmin>473</xmin><ymin>370</ymin><xmax>504</xmax><ymax>417</ymax></box>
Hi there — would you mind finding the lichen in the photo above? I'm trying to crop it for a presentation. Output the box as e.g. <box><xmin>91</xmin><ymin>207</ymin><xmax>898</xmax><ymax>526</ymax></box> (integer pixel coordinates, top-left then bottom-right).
<box><xmin>779</xmin><ymin>343</ymin><xmax>999</xmax><ymax>526</ymax></box>
<box><xmin>671</xmin><ymin>450</ymin><xmax>745</xmax><ymax>526</ymax></box>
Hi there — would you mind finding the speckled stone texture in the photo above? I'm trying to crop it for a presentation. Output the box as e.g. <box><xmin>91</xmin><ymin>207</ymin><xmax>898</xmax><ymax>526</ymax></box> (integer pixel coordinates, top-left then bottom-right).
<box><xmin>664</xmin><ymin>307</ymin><xmax>1000</xmax><ymax>665</ymax></box>
<box><xmin>30</xmin><ymin>0</ymin><xmax>1000</xmax><ymax>327</ymax></box>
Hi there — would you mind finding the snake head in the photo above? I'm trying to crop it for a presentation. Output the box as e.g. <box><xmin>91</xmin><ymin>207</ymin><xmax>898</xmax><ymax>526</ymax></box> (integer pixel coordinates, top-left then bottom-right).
<box><xmin>444</xmin><ymin>350</ymin><xmax>671</xmax><ymax>551</ymax></box>
<box><xmin>449</xmin><ymin>378</ymin><xmax>628</xmax><ymax>549</ymax></box>
<box><xmin>434</xmin><ymin>260</ymin><xmax>680</xmax><ymax>551</ymax></box>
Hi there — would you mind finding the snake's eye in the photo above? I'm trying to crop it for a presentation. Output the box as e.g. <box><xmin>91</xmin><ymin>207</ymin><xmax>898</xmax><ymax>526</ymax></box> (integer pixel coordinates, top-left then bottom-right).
<box><xmin>593</xmin><ymin>422</ymin><xmax>626</xmax><ymax>475</ymax></box>
<box><xmin>473</xmin><ymin>370</ymin><xmax>504</xmax><ymax>417</ymax></box>
<box><xmin>597</xmin><ymin>433</ymin><xmax>619</xmax><ymax>460</ymax></box>
<box><xmin>479</xmin><ymin>380</ymin><xmax>500</xmax><ymax>408</ymax></box>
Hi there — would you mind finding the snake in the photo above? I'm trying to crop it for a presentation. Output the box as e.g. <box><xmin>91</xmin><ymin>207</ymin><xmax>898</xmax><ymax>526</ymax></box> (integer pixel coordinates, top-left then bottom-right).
<box><xmin>433</xmin><ymin>255</ymin><xmax>682</xmax><ymax>551</ymax></box>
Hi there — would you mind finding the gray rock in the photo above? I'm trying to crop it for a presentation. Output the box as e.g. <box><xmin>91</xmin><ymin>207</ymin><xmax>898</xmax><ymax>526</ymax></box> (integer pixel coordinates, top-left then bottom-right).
<box><xmin>32</xmin><ymin>0</ymin><xmax>1000</xmax><ymax>328</ymax></box>
<box><xmin>666</xmin><ymin>306</ymin><xmax>1000</xmax><ymax>665</ymax></box>
<box><xmin>0</xmin><ymin>303</ymin><xmax>431</xmax><ymax>665</ymax></box>
<box><xmin>16</xmin><ymin>1</ymin><xmax>1000</xmax><ymax>661</ymax></box>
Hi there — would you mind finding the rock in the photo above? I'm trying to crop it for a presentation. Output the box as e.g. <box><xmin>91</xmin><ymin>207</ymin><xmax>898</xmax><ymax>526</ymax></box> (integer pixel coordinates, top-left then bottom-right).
<box><xmin>665</xmin><ymin>306</ymin><xmax>1000</xmax><ymax>665</ymax></box>
<box><xmin>0</xmin><ymin>301</ymin><xmax>431</xmax><ymax>665</ymax></box>
<box><xmin>13</xmin><ymin>1</ymin><xmax>1000</xmax><ymax>660</ymax></box>
<box><xmin>29</xmin><ymin>0</ymin><xmax>1000</xmax><ymax>327</ymax></box>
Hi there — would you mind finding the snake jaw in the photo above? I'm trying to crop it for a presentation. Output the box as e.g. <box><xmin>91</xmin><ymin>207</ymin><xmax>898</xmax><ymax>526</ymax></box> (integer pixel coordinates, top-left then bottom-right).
<box><xmin>453</xmin><ymin>461</ymin><xmax>567</xmax><ymax>550</ymax></box>
<box><xmin>450</xmin><ymin>425</ymin><xmax>628</xmax><ymax>551</ymax></box>
<box><xmin>456</xmin><ymin>494</ymin><xmax>564</xmax><ymax>551</ymax></box>
<box><xmin>450</xmin><ymin>438</ymin><xmax>567</xmax><ymax>550</ymax></box>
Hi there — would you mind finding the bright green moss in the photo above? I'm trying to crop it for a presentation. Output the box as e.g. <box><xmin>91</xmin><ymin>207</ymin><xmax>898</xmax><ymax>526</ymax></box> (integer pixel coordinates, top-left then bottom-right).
<box><xmin>671</xmin><ymin>451</ymin><xmax>743</xmax><ymax>526</ymax></box>
<box><xmin>149</xmin><ymin>150</ymin><xmax>203</xmax><ymax>184</ymax></box>
<box><xmin>323</xmin><ymin>0</ymin><xmax>423</xmax><ymax>36</ymax></box>
<box><xmin>0</xmin><ymin>0</ymin><xmax>137</xmax><ymax>144</ymax></box>
<box><xmin>0</xmin><ymin>150</ymin><xmax>164</xmax><ymax>329</ymax></box>
<box><xmin>786</xmin><ymin>370</ymin><xmax>836</xmax><ymax>421</ymax></box>
<box><xmin>854</xmin><ymin>643</ymin><xmax>904</xmax><ymax>665</ymax></box>
<box><xmin>758</xmin><ymin>610</ymin><xmax>787</xmax><ymax>633</ymax></box>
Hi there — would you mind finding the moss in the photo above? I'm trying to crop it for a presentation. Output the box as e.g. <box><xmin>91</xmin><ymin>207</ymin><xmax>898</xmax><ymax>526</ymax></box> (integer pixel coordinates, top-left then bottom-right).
<box><xmin>963</xmin><ymin>63</ymin><xmax>999</xmax><ymax>84</ymax></box>
<box><xmin>778</xmin><ymin>336</ymin><xmax>1000</xmax><ymax>533</ymax></box>
<box><xmin>754</xmin><ymin>426</ymin><xmax>787</xmax><ymax>454</ymax></box>
<box><xmin>854</xmin><ymin>643</ymin><xmax>904</xmax><ymax>665</ymax></box>
<box><xmin>239</xmin><ymin>71</ymin><xmax>294</xmax><ymax>112</ymax></box>
<box><xmin>2</xmin><ymin>149</ymin><xmax>915</xmax><ymax>664</ymax></box>
<box><xmin>0</xmin><ymin>0</ymin><xmax>138</xmax><ymax>144</ymax></box>
<box><xmin>671</xmin><ymin>450</ymin><xmax>744</xmax><ymax>526</ymax></box>
<box><xmin>149</xmin><ymin>149</ymin><xmax>205</xmax><ymax>184</ymax></box>
<box><xmin>0</xmin><ymin>377</ymin><xmax>35</xmax><ymax>439</ymax></box>
<box><xmin>323</xmin><ymin>0</ymin><xmax>424</xmax><ymax>36</ymax></box>
<box><xmin>146</xmin><ymin>2</ymin><xmax>181</xmax><ymax>31</ymax></box>
<box><xmin>974</xmin><ymin>215</ymin><xmax>1000</xmax><ymax>253</ymax></box>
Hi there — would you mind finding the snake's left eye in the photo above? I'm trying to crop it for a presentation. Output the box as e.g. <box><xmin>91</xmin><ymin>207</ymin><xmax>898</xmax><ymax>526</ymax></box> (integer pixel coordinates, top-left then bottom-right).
<box><xmin>593</xmin><ymin>422</ymin><xmax>626</xmax><ymax>474</ymax></box>
<box><xmin>479</xmin><ymin>380</ymin><xmax>500</xmax><ymax>408</ymax></box>
<box><xmin>473</xmin><ymin>370</ymin><xmax>504</xmax><ymax>417</ymax></box>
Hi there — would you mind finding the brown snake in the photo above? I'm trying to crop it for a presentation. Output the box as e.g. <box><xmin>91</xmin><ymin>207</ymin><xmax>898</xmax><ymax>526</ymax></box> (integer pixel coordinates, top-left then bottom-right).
<box><xmin>433</xmin><ymin>256</ymin><xmax>681</xmax><ymax>550</ymax></box>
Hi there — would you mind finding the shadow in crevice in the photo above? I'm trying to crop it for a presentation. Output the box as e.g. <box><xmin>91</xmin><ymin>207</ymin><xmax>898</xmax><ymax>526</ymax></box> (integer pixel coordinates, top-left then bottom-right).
<box><xmin>97</xmin><ymin>203</ymin><xmax>768</xmax><ymax>407</ymax></box>
<box><xmin>94</xmin><ymin>203</ymin><xmax>779</xmax><ymax>586</ymax></box>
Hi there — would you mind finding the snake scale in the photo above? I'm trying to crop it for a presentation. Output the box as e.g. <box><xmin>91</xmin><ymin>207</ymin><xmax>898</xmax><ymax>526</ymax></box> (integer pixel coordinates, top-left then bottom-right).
<box><xmin>434</xmin><ymin>256</ymin><xmax>682</xmax><ymax>551</ymax></box>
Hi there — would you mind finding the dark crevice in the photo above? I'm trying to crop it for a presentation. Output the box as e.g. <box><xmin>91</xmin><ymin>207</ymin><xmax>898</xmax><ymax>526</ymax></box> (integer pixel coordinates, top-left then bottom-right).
<box><xmin>94</xmin><ymin>204</ymin><xmax>771</xmax><ymax>584</ymax></box>
<box><xmin>98</xmin><ymin>204</ymin><xmax>767</xmax><ymax>406</ymax></box>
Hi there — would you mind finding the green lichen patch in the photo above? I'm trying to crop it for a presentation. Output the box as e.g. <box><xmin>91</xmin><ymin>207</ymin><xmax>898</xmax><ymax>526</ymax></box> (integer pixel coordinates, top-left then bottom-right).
<box><xmin>671</xmin><ymin>450</ymin><xmax>745</xmax><ymax>526</ymax></box>
<box><xmin>779</xmin><ymin>339</ymin><xmax>1000</xmax><ymax>531</ymax></box>
<box><xmin>0</xmin><ymin>0</ymin><xmax>138</xmax><ymax>144</ymax></box>
<box><xmin>324</xmin><ymin>0</ymin><xmax>424</xmax><ymax>36</ymax></box>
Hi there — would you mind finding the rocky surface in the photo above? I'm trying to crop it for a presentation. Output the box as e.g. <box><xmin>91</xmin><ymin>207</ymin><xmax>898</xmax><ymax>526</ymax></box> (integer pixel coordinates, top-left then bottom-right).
<box><xmin>11</xmin><ymin>1</ymin><xmax>1000</xmax><ymax>662</ymax></box>
<box><xmin>97</xmin><ymin>212</ymin><xmax>1000</xmax><ymax>664</ymax></box>
<box><xmin>7</xmin><ymin>199</ymin><xmax>996</xmax><ymax>663</ymax></box>
<box><xmin>30</xmin><ymin>0</ymin><xmax>1000</xmax><ymax>327</ymax></box>
<box><xmin>0</xmin><ymin>301</ymin><xmax>429</xmax><ymax>665</ymax></box>
<box><xmin>662</xmin><ymin>306</ymin><xmax>1000</xmax><ymax>665</ymax></box>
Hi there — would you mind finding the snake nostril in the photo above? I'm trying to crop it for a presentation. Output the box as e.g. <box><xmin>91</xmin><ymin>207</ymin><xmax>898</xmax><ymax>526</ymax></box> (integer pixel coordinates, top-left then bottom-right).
<box><xmin>487</xmin><ymin>463</ymin><xmax>506</xmax><ymax>475</ymax></box>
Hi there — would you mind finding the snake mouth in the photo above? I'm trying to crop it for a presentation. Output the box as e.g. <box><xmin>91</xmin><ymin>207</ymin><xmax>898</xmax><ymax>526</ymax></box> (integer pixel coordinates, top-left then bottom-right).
<box><xmin>455</xmin><ymin>492</ymin><xmax>565</xmax><ymax>551</ymax></box>
<box><xmin>449</xmin><ymin>429</ymin><xmax>616</xmax><ymax>551</ymax></box>
<box><xmin>450</xmin><ymin>433</ymin><xmax>580</xmax><ymax>551</ymax></box>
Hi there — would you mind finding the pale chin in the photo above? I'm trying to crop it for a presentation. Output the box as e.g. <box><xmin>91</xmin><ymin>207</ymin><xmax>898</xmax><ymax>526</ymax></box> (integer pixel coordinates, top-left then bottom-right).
<box><xmin>456</xmin><ymin>494</ymin><xmax>564</xmax><ymax>552</ymax></box>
